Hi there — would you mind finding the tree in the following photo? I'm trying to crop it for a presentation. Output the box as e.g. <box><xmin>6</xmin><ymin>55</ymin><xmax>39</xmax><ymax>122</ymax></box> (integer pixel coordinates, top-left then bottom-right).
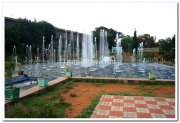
<box><xmin>137</xmin><ymin>34</ymin><xmax>156</xmax><ymax>48</ymax></box>
<box><xmin>5</xmin><ymin>18</ymin><xmax>56</xmax><ymax>60</ymax></box>
<box><xmin>157</xmin><ymin>35</ymin><xmax>175</xmax><ymax>61</ymax></box>
<box><xmin>132</xmin><ymin>29</ymin><xmax>138</xmax><ymax>56</ymax></box>
<box><xmin>121</xmin><ymin>36</ymin><xmax>133</xmax><ymax>53</ymax></box>
<box><xmin>93</xmin><ymin>26</ymin><xmax>121</xmax><ymax>53</ymax></box>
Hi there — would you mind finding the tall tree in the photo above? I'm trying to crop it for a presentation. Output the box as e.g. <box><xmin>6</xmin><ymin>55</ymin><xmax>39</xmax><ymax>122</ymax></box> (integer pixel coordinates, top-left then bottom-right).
<box><xmin>132</xmin><ymin>29</ymin><xmax>138</xmax><ymax>56</ymax></box>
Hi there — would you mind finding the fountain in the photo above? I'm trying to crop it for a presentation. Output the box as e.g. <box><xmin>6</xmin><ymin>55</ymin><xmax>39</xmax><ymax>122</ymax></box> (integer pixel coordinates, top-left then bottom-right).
<box><xmin>12</xmin><ymin>45</ymin><xmax>18</xmax><ymax>69</ymax></box>
<box><xmin>115</xmin><ymin>34</ymin><xmax>123</xmax><ymax>65</ymax></box>
<box><xmin>82</xmin><ymin>33</ymin><xmax>94</xmax><ymax>64</ymax></box>
<box><xmin>132</xmin><ymin>48</ymin><xmax>136</xmax><ymax>67</ymax></box>
<box><xmin>76</xmin><ymin>33</ymin><xmax>80</xmax><ymax>61</ymax></box>
<box><xmin>138</xmin><ymin>42</ymin><xmax>145</xmax><ymax>73</ymax></box>
<box><xmin>58</xmin><ymin>35</ymin><xmax>62</xmax><ymax>62</ymax></box>
<box><xmin>42</xmin><ymin>36</ymin><xmax>45</xmax><ymax>64</ymax></box>
<box><xmin>20</xmin><ymin>30</ymin><xmax>175</xmax><ymax>80</ymax></box>
<box><xmin>113</xmin><ymin>33</ymin><xmax>123</xmax><ymax>73</ymax></box>
<box><xmin>99</xmin><ymin>29</ymin><xmax>110</xmax><ymax>61</ymax></box>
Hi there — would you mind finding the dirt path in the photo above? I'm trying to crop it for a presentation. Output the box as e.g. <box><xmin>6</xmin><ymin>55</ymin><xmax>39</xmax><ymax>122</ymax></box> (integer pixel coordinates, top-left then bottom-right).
<box><xmin>61</xmin><ymin>82</ymin><xmax>175</xmax><ymax>118</ymax></box>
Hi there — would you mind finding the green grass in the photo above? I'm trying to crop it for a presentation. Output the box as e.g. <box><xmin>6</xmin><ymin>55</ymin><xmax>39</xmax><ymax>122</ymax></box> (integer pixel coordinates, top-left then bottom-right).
<box><xmin>76</xmin><ymin>95</ymin><xmax>101</xmax><ymax>118</ymax></box>
<box><xmin>70</xmin><ymin>93</ymin><xmax>77</xmax><ymax>97</ymax></box>
<box><xmin>138</xmin><ymin>84</ymin><xmax>175</xmax><ymax>98</ymax></box>
<box><xmin>5</xmin><ymin>80</ymin><xmax>73</xmax><ymax>118</ymax></box>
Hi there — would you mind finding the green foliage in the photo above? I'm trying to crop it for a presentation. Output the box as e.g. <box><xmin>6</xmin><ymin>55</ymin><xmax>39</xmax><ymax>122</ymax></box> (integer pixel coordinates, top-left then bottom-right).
<box><xmin>132</xmin><ymin>29</ymin><xmax>138</xmax><ymax>55</ymax></box>
<box><xmin>121</xmin><ymin>36</ymin><xmax>133</xmax><ymax>53</ymax></box>
<box><xmin>70</xmin><ymin>93</ymin><xmax>77</xmax><ymax>97</ymax></box>
<box><xmin>5</xmin><ymin>80</ymin><xmax>73</xmax><ymax>118</ymax></box>
<box><xmin>16</xmin><ymin>62</ymin><xmax>24</xmax><ymax>71</ymax></box>
<box><xmin>5</xmin><ymin>18</ymin><xmax>56</xmax><ymax>59</ymax></box>
<box><xmin>93</xmin><ymin>26</ymin><xmax>122</xmax><ymax>54</ymax></box>
<box><xmin>5</xmin><ymin>61</ymin><xmax>15</xmax><ymax>88</ymax></box>
<box><xmin>158</xmin><ymin>35</ymin><xmax>175</xmax><ymax>61</ymax></box>
<box><xmin>137</xmin><ymin>34</ymin><xmax>156</xmax><ymax>48</ymax></box>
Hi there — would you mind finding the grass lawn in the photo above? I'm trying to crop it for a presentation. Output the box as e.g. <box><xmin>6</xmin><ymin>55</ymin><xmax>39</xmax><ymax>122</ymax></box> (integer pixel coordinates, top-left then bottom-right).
<box><xmin>5</xmin><ymin>78</ymin><xmax>175</xmax><ymax>118</ymax></box>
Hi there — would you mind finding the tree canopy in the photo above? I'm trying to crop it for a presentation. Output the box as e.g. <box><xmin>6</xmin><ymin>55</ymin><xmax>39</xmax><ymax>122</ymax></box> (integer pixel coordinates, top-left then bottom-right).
<box><xmin>5</xmin><ymin>18</ymin><xmax>56</xmax><ymax>59</ymax></box>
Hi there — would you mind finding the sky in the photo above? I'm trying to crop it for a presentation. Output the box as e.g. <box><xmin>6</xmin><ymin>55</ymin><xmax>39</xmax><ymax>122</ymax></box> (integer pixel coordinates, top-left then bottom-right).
<box><xmin>3</xmin><ymin>1</ymin><xmax>177</xmax><ymax>41</ymax></box>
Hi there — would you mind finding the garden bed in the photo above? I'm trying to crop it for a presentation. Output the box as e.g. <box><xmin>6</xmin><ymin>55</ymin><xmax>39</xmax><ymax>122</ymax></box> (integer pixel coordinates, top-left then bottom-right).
<box><xmin>5</xmin><ymin>78</ymin><xmax>175</xmax><ymax>118</ymax></box>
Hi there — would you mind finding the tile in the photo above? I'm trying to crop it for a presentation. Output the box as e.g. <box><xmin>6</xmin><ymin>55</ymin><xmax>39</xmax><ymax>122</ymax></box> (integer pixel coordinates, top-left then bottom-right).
<box><xmin>124</xmin><ymin>107</ymin><xmax>136</xmax><ymax>112</ymax></box>
<box><xmin>147</xmin><ymin>104</ymin><xmax>160</xmax><ymax>109</ymax></box>
<box><xmin>162</xmin><ymin>109</ymin><xmax>175</xmax><ymax>115</ymax></box>
<box><xmin>149</xmin><ymin>109</ymin><xmax>164</xmax><ymax>114</ymax></box>
<box><xmin>124</xmin><ymin>96</ymin><xmax>134</xmax><ymax>100</ymax></box>
<box><xmin>96</xmin><ymin>110</ymin><xmax>110</xmax><ymax>116</ymax></box>
<box><xmin>94</xmin><ymin>114</ymin><xmax>105</xmax><ymax>118</ymax></box>
<box><xmin>100</xmin><ymin>102</ymin><xmax>112</xmax><ymax>106</ymax></box>
<box><xmin>145</xmin><ymin>101</ymin><xmax>157</xmax><ymax>105</ymax></box>
<box><xmin>168</xmin><ymin>102</ymin><xmax>175</xmax><ymax>106</ymax></box>
<box><xmin>159</xmin><ymin>105</ymin><xmax>174</xmax><ymax>110</ymax></box>
<box><xmin>135</xmin><ymin>100</ymin><xmax>146</xmax><ymax>104</ymax></box>
<box><xmin>137</xmin><ymin>112</ymin><xmax>152</xmax><ymax>118</ymax></box>
<box><xmin>109</xmin><ymin>111</ymin><xmax>123</xmax><ymax>117</ymax></box>
<box><xmin>144</xmin><ymin>97</ymin><xmax>155</xmax><ymax>101</ymax></box>
<box><xmin>165</xmin><ymin>98</ymin><xmax>175</xmax><ymax>102</ymax></box>
<box><xmin>123</xmin><ymin>112</ymin><xmax>137</xmax><ymax>118</ymax></box>
<box><xmin>113</xmin><ymin>99</ymin><xmax>123</xmax><ymax>103</ymax></box>
<box><xmin>91</xmin><ymin>95</ymin><xmax>175</xmax><ymax>118</ymax></box>
<box><xmin>165</xmin><ymin>114</ymin><xmax>175</xmax><ymax>118</ymax></box>
<box><xmin>136</xmin><ymin>108</ymin><xmax>149</xmax><ymax>113</ymax></box>
<box><xmin>156</xmin><ymin>101</ymin><xmax>169</xmax><ymax>105</ymax></box>
<box><xmin>111</xmin><ymin>106</ymin><xmax>123</xmax><ymax>111</ymax></box>
<box><xmin>113</xmin><ymin>96</ymin><xmax>124</xmax><ymax>99</ymax></box>
<box><xmin>103</xmin><ymin>95</ymin><xmax>114</xmax><ymax>99</ymax></box>
<box><xmin>151</xmin><ymin>114</ymin><xmax>166</xmax><ymax>118</ymax></box>
<box><xmin>135</xmin><ymin>104</ymin><xmax>148</xmax><ymax>108</ymax></box>
<box><xmin>154</xmin><ymin>97</ymin><xmax>166</xmax><ymax>102</ymax></box>
<box><xmin>134</xmin><ymin>96</ymin><xmax>144</xmax><ymax>100</ymax></box>
<box><xmin>112</xmin><ymin>102</ymin><xmax>124</xmax><ymax>106</ymax></box>
<box><xmin>102</xmin><ymin>98</ymin><xmax>114</xmax><ymax>102</ymax></box>
<box><xmin>124</xmin><ymin>99</ymin><xmax>134</xmax><ymax>103</ymax></box>
<box><xmin>98</xmin><ymin>105</ymin><xmax>111</xmax><ymax>110</ymax></box>
<box><xmin>124</xmin><ymin>103</ymin><xmax>135</xmax><ymax>107</ymax></box>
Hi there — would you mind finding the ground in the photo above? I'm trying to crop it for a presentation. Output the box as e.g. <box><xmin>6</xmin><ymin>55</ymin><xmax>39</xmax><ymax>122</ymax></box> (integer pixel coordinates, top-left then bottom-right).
<box><xmin>61</xmin><ymin>81</ymin><xmax>175</xmax><ymax>118</ymax></box>
<box><xmin>5</xmin><ymin>80</ymin><xmax>175</xmax><ymax>118</ymax></box>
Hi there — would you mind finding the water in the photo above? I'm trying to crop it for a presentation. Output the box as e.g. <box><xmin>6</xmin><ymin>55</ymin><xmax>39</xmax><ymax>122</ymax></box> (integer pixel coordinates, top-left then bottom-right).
<box><xmin>42</xmin><ymin>36</ymin><xmax>45</xmax><ymax>63</ymax></box>
<box><xmin>76</xmin><ymin>33</ymin><xmax>80</xmax><ymax>61</ymax></box>
<box><xmin>23</xmin><ymin>62</ymin><xmax>175</xmax><ymax>80</ymax></box>
<box><xmin>82</xmin><ymin>33</ymin><xmax>94</xmax><ymax>63</ymax></box>
<box><xmin>99</xmin><ymin>29</ymin><xmax>109</xmax><ymax>61</ymax></box>
<box><xmin>58</xmin><ymin>35</ymin><xmax>62</xmax><ymax>62</ymax></box>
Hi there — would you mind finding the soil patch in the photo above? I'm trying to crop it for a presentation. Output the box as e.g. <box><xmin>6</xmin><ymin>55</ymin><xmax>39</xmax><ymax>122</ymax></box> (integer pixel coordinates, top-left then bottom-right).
<box><xmin>61</xmin><ymin>82</ymin><xmax>175</xmax><ymax>118</ymax></box>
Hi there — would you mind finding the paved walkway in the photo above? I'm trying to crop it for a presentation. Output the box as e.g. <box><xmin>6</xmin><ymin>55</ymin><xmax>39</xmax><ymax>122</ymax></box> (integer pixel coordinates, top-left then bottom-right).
<box><xmin>5</xmin><ymin>77</ymin><xmax>68</xmax><ymax>104</ymax></box>
<box><xmin>91</xmin><ymin>95</ymin><xmax>175</xmax><ymax>118</ymax></box>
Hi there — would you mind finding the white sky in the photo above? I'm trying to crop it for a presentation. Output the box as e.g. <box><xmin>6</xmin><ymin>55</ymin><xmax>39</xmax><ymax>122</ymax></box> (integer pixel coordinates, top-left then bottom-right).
<box><xmin>3</xmin><ymin>1</ymin><xmax>177</xmax><ymax>41</ymax></box>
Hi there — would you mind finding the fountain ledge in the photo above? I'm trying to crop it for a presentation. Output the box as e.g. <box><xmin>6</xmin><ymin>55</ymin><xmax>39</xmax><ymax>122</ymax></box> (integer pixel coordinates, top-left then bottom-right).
<box><xmin>71</xmin><ymin>76</ymin><xmax>175</xmax><ymax>83</ymax></box>
<box><xmin>5</xmin><ymin>77</ymin><xmax>68</xmax><ymax>105</ymax></box>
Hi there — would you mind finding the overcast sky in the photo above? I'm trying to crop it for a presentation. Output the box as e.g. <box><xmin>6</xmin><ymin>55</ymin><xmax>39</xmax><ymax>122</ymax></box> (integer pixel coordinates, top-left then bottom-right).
<box><xmin>3</xmin><ymin>1</ymin><xmax>177</xmax><ymax>41</ymax></box>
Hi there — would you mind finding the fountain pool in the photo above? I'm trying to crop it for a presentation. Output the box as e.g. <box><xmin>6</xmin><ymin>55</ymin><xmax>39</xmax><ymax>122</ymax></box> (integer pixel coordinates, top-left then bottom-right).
<box><xmin>24</xmin><ymin>62</ymin><xmax>175</xmax><ymax>80</ymax></box>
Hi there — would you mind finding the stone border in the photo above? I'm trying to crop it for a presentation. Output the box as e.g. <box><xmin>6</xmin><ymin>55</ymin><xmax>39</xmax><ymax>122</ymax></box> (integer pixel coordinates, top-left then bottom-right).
<box><xmin>72</xmin><ymin>77</ymin><xmax>175</xmax><ymax>84</ymax></box>
<box><xmin>5</xmin><ymin>77</ymin><xmax>68</xmax><ymax>105</ymax></box>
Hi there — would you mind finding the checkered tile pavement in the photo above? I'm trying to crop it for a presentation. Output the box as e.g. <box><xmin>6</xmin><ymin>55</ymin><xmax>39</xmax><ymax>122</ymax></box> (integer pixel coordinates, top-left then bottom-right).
<box><xmin>91</xmin><ymin>95</ymin><xmax>175</xmax><ymax>118</ymax></box>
